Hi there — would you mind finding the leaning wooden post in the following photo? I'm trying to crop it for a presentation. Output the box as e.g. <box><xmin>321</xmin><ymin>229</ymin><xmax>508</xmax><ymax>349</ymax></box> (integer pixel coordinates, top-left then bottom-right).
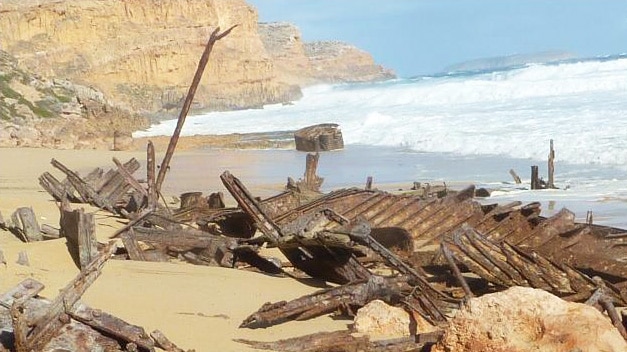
<box><xmin>530</xmin><ymin>165</ymin><xmax>539</xmax><ymax>190</ymax></box>
<box><xmin>509</xmin><ymin>169</ymin><xmax>522</xmax><ymax>184</ymax></box>
<box><xmin>155</xmin><ymin>25</ymin><xmax>237</xmax><ymax>193</ymax></box>
<box><xmin>548</xmin><ymin>139</ymin><xmax>555</xmax><ymax>189</ymax></box>
<box><xmin>146</xmin><ymin>141</ymin><xmax>157</xmax><ymax>210</ymax></box>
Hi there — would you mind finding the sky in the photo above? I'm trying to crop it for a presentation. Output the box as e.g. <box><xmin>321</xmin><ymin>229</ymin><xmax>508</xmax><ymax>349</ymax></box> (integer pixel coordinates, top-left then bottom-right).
<box><xmin>247</xmin><ymin>0</ymin><xmax>627</xmax><ymax>77</ymax></box>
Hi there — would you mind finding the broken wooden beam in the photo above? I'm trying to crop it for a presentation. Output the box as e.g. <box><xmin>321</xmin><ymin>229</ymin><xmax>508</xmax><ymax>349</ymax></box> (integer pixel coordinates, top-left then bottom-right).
<box><xmin>69</xmin><ymin>302</ymin><xmax>155</xmax><ymax>351</ymax></box>
<box><xmin>155</xmin><ymin>25</ymin><xmax>237</xmax><ymax>192</ymax></box>
<box><xmin>60</xmin><ymin>203</ymin><xmax>98</xmax><ymax>269</ymax></box>
<box><xmin>51</xmin><ymin>158</ymin><xmax>115</xmax><ymax>212</ymax></box>
<box><xmin>11</xmin><ymin>242</ymin><xmax>117</xmax><ymax>351</ymax></box>
<box><xmin>241</xmin><ymin>275</ymin><xmax>407</xmax><ymax>328</ymax></box>
<box><xmin>10</xmin><ymin>207</ymin><xmax>42</xmax><ymax>242</ymax></box>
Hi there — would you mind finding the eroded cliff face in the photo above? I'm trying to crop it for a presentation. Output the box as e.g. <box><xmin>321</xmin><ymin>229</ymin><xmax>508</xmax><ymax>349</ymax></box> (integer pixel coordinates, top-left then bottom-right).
<box><xmin>259</xmin><ymin>22</ymin><xmax>395</xmax><ymax>86</ymax></box>
<box><xmin>0</xmin><ymin>0</ymin><xmax>301</xmax><ymax>116</ymax></box>
<box><xmin>0</xmin><ymin>49</ymin><xmax>147</xmax><ymax>149</ymax></box>
<box><xmin>305</xmin><ymin>41</ymin><xmax>396</xmax><ymax>83</ymax></box>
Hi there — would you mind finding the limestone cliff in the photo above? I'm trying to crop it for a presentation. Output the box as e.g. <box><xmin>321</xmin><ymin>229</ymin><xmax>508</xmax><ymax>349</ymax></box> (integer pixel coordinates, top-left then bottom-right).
<box><xmin>0</xmin><ymin>0</ymin><xmax>394</xmax><ymax>125</ymax></box>
<box><xmin>259</xmin><ymin>22</ymin><xmax>395</xmax><ymax>85</ymax></box>
<box><xmin>0</xmin><ymin>0</ymin><xmax>301</xmax><ymax>116</ymax></box>
<box><xmin>257</xmin><ymin>22</ymin><xmax>315</xmax><ymax>86</ymax></box>
<box><xmin>304</xmin><ymin>41</ymin><xmax>395</xmax><ymax>83</ymax></box>
<box><xmin>0</xmin><ymin>49</ymin><xmax>147</xmax><ymax>149</ymax></box>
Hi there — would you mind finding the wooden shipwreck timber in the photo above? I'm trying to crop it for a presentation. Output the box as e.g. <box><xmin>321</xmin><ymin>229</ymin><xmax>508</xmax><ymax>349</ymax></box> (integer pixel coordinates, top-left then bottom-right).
<box><xmin>8</xmin><ymin>146</ymin><xmax>625</xmax><ymax>350</ymax></box>
<box><xmin>2</xmin><ymin>24</ymin><xmax>626</xmax><ymax>351</ymax></box>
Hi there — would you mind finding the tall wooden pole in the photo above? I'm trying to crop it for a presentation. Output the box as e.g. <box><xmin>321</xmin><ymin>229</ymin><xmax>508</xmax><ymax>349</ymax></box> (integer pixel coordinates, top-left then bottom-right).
<box><xmin>155</xmin><ymin>25</ymin><xmax>237</xmax><ymax>193</ymax></box>
<box><xmin>531</xmin><ymin>165</ymin><xmax>539</xmax><ymax>190</ymax></box>
<box><xmin>548</xmin><ymin>139</ymin><xmax>555</xmax><ymax>189</ymax></box>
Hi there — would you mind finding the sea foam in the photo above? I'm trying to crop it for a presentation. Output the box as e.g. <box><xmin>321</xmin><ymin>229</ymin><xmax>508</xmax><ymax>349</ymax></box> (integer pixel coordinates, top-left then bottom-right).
<box><xmin>135</xmin><ymin>55</ymin><xmax>627</xmax><ymax>168</ymax></box>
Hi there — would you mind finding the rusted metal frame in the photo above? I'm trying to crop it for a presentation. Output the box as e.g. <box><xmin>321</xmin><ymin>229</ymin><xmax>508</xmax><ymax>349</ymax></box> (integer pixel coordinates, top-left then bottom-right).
<box><xmin>235</xmin><ymin>330</ymin><xmax>372</xmax><ymax>352</ymax></box>
<box><xmin>499</xmin><ymin>242</ymin><xmax>554</xmax><ymax>291</ymax></box>
<box><xmin>539</xmin><ymin>226</ymin><xmax>587</xmax><ymax>258</ymax></box>
<box><xmin>221</xmin><ymin>179</ymin><xmax>371</xmax><ymax>282</ymax></box>
<box><xmin>440</xmin><ymin>244</ymin><xmax>474</xmax><ymax>298</ymax></box>
<box><xmin>420</xmin><ymin>203</ymin><xmax>484</xmax><ymax>247</ymax></box>
<box><xmin>51</xmin><ymin>158</ymin><xmax>115</xmax><ymax>213</ymax></box>
<box><xmin>329</xmin><ymin>193</ymin><xmax>391</xmax><ymax>222</ymax></box>
<box><xmin>510</xmin><ymin>208</ymin><xmax>576</xmax><ymax>247</ymax></box>
<box><xmin>394</xmin><ymin>198</ymin><xmax>444</xmax><ymax>229</ymax></box>
<box><xmin>11</xmin><ymin>291</ymin><xmax>41</xmax><ymax>352</ymax></box>
<box><xmin>368</xmin><ymin>196</ymin><xmax>424</xmax><ymax>228</ymax></box>
<box><xmin>473</xmin><ymin>202</ymin><xmax>523</xmax><ymax>233</ymax></box>
<box><xmin>347</xmin><ymin>220</ymin><xmax>451</xmax><ymax>302</ymax></box>
<box><xmin>402</xmin><ymin>289</ymin><xmax>448</xmax><ymax>325</ymax></box>
<box><xmin>526</xmin><ymin>252</ymin><xmax>573</xmax><ymax>294</ymax></box>
<box><xmin>341</xmin><ymin>194</ymin><xmax>399</xmax><ymax>222</ymax></box>
<box><xmin>220</xmin><ymin>171</ymin><xmax>283</xmax><ymax>242</ymax></box>
<box><xmin>501</xmin><ymin>242</ymin><xmax>552</xmax><ymax>292</ymax></box>
<box><xmin>451</xmin><ymin>229</ymin><xmax>513</xmax><ymax>286</ymax></box>
<box><xmin>15</xmin><ymin>243</ymin><xmax>117</xmax><ymax>352</ymax></box>
<box><xmin>272</xmin><ymin>189</ymin><xmax>368</xmax><ymax>224</ymax></box>
<box><xmin>481</xmin><ymin>211</ymin><xmax>536</xmax><ymax>243</ymax></box>
<box><xmin>352</xmin><ymin>195</ymin><xmax>419</xmax><ymax>229</ymax></box>
<box><xmin>156</xmin><ymin>25</ymin><xmax>237</xmax><ymax>192</ymax></box>
<box><xmin>446</xmin><ymin>239</ymin><xmax>509</xmax><ymax>287</ymax></box>
<box><xmin>464</xmin><ymin>228</ymin><xmax>527</xmax><ymax>285</ymax></box>
<box><xmin>69</xmin><ymin>302</ymin><xmax>155</xmax><ymax>351</ymax></box>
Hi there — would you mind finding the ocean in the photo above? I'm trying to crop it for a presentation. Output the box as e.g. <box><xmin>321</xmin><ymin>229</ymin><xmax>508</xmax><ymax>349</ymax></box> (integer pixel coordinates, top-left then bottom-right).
<box><xmin>135</xmin><ymin>54</ymin><xmax>627</xmax><ymax>227</ymax></box>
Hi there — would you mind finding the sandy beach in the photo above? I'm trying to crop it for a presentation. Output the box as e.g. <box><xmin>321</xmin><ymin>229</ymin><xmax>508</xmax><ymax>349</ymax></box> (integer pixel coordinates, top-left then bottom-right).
<box><xmin>0</xmin><ymin>146</ymin><xmax>350</xmax><ymax>351</ymax></box>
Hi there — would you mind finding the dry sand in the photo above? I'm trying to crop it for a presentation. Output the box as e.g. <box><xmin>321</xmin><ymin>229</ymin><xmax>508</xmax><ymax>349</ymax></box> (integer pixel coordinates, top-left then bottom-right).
<box><xmin>0</xmin><ymin>147</ymin><xmax>349</xmax><ymax>351</ymax></box>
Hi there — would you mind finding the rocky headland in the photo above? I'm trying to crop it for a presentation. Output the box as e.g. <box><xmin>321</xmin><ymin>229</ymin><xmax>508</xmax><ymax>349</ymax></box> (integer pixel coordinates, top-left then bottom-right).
<box><xmin>0</xmin><ymin>0</ymin><xmax>394</xmax><ymax>149</ymax></box>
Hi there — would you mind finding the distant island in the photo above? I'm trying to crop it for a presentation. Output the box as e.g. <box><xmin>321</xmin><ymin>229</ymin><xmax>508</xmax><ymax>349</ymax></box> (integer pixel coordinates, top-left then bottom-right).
<box><xmin>443</xmin><ymin>51</ymin><xmax>577</xmax><ymax>73</ymax></box>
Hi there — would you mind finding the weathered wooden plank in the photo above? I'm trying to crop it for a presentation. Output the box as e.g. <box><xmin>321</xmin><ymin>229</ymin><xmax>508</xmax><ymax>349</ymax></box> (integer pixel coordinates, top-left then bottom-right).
<box><xmin>70</xmin><ymin>302</ymin><xmax>155</xmax><ymax>351</ymax></box>
<box><xmin>61</xmin><ymin>205</ymin><xmax>98</xmax><ymax>269</ymax></box>
<box><xmin>121</xmin><ymin>228</ymin><xmax>146</xmax><ymax>261</ymax></box>
<box><xmin>15</xmin><ymin>243</ymin><xmax>117</xmax><ymax>352</ymax></box>
<box><xmin>112</xmin><ymin>157</ymin><xmax>148</xmax><ymax>199</ymax></box>
<box><xmin>51</xmin><ymin>158</ymin><xmax>115</xmax><ymax>212</ymax></box>
<box><xmin>10</xmin><ymin>207</ymin><xmax>42</xmax><ymax>242</ymax></box>
<box><xmin>0</xmin><ymin>279</ymin><xmax>44</xmax><ymax>309</ymax></box>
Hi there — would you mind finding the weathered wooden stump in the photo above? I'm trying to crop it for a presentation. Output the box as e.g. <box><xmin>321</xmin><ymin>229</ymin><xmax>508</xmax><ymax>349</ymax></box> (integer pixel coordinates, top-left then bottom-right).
<box><xmin>294</xmin><ymin>123</ymin><xmax>344</xmax><ymax>152</ymax></box>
